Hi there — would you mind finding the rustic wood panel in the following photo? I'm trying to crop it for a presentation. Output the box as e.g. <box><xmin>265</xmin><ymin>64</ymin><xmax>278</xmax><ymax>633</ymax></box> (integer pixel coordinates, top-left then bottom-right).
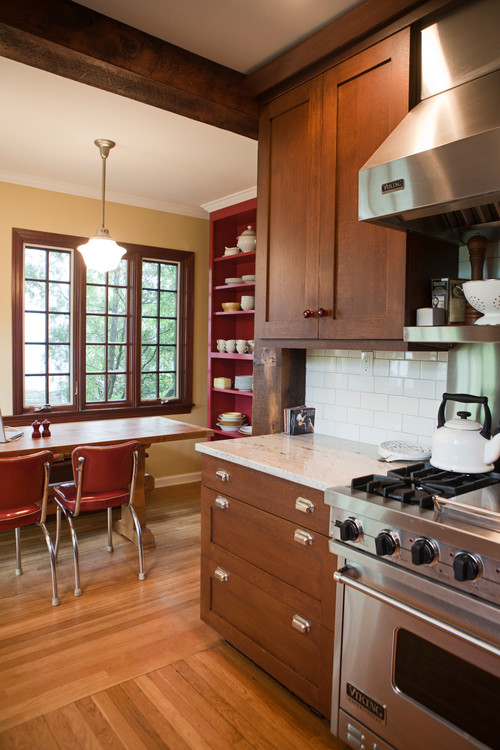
<box><xmin>0</xmin><ymin>0</ymin><xmax>258</xmax><ymax>138</ymax></box>
<box><xmin>0</xmin><ymin>483</ymin><xmax>347</xmax><ymax>749</ymax></box>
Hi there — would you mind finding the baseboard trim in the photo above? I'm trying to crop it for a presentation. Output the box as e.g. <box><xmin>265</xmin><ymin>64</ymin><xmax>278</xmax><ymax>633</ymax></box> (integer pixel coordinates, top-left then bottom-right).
<box><xmin>154</xmin><ymin>471</ymin><xmax>201</xmax><ymax>488</ymax></box>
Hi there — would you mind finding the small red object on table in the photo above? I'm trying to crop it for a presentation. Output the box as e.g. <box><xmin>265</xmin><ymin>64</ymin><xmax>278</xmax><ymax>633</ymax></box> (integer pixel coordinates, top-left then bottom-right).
<box><xmin>42</xmin><ymin>419</ymin><xmax>51</xmax><ymax>437</ymax></box>
<box><xmin>31</xmin><ymin>420</ymin><xmax>41</xmax><ymax>438</ymax></box>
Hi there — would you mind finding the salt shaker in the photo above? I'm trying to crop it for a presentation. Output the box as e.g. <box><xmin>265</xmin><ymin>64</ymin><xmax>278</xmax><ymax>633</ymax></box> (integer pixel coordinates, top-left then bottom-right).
<box><xmin>31</xmin><ymin>420</ymin><xmax>41</xmax><ymax>439</ymax></box>
<box><xmin>42</xmin><ymin>419</ymin><xmax>51</xmax><ymax>437</ymax></box>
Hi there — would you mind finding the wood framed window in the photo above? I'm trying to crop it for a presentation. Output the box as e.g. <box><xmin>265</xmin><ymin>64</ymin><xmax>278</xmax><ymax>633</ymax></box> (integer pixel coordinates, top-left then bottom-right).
<box><xmin>12</xmin><ymin>228</ymin><xmax>194</xmax><ymax>423</ymax></box>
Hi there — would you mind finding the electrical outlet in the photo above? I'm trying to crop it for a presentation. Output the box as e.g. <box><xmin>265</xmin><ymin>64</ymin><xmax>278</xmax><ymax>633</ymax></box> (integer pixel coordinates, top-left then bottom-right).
<box><xmin>361</xmin><ymin>351</ymin><xmax>373</xmax><ymax>375</ymax></box>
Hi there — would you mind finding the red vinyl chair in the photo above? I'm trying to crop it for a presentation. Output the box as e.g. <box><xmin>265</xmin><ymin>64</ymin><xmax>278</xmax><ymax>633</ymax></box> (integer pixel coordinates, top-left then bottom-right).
<box><xmin>0</xmin><ymin>451</ymin><xmax>58</xmax><ymax>606</ymax></box>
<box><xmin>53</xmin><ymin>440</ymin><xmax>144</xmax><ymax>596</ymax></box>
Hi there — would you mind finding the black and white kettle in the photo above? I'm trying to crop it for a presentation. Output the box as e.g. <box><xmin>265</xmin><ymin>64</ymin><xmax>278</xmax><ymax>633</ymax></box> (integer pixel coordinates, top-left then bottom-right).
<box><xmin>431</xmin><ymin>393</ymin><xmax>500</xmax><ymax>473</ymax></box>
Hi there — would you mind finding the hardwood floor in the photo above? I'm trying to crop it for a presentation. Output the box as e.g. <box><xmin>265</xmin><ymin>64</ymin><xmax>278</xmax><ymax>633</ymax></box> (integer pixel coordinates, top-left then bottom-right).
<box><xmin>0</xmin><ymin>483</ymin><xmax>347</xmax><ymax>749</ymax></box>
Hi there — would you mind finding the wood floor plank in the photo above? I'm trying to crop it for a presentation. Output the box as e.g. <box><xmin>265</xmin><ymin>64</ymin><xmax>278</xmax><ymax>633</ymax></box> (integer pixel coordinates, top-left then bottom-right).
<box><xmin>74</xmin><ymin>696</ymin><xmax>126</xmax><ymax>750</ymax></box>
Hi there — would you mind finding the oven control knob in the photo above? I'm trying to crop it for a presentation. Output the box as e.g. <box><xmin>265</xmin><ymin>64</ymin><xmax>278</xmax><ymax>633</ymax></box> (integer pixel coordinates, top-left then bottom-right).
<box><xmin>338</xmin><ymin>517</ymin><xmax>363</xmax><ymax>542</ymax></box>
<box><xmin>453</xmin><ymin>551</ymin><xmax>483</xmax><ymax>582</ymax></box>
<box><xmin>411</xmin><ymin>537</ymin><xmax>439</xmax><ymax>566</ymax></box>
<box><xmin>375</xmin><ymin>530</ymin><xmax>400</xmax><ymax>557</ymax></box>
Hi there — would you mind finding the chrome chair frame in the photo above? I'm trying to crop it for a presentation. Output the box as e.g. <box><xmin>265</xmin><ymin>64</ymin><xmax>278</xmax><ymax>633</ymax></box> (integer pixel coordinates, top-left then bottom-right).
<box><xmin>54</xmin><ymin>445</ymin><xmax>143</xmax><ymax>597</ymax></box>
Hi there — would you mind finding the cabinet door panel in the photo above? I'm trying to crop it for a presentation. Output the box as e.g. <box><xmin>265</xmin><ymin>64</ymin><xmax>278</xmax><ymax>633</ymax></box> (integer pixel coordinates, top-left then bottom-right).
<box><xmin>319</xmin><ymin>31</ymin><xmax>410</xmax><ymax>339</ymax></box>
<box><xmin>256</xmin><ymin>78</ymin><xmax>322</xmax><ymax>339</ymax></box>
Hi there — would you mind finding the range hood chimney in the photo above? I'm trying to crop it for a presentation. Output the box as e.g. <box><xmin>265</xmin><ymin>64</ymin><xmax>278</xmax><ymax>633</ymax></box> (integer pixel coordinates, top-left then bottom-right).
<box><xmin>359</xmin><ymin>0</ymin><xmax>500</xmax><ymax>245</ymax></box>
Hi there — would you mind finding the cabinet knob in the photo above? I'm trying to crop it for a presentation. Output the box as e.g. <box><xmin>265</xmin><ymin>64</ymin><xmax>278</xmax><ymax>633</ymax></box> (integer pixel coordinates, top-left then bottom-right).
<box><xmin>292</xmin><ymin>614</ymin><xmax>311</xmax><ymax>633</ymax></box>
<box><xmin>214</xmin><ymin>567</ymin><xmax>228</xmax><ymax>582</ymax></box>
<box><xmin>317</xmin><ymin>307</ymin><xmax>327</xmax><ymax>318</ymax></box>
<box><xmin>295</xmin><ymin>497</ymin><xmax>315</xmax><ymax>514</ymax></box>
<box><xmin>214</xmin><ymin>496</ymin><xmax>229</xmax><ymax>509</ymax></box>
<box><xmin>303</xmin><ymin>309</ymin><xmax>315</xmax><ymax>318</ymax></box>
<box><xmin>294</xmin><ymin>529</ymin><xmax>313</xmax><ymax>546</ymax></box>
<box><xmin>215</xmin><ymin>468</ymin><xmax>230</xmax><ymax>482</ymax></box>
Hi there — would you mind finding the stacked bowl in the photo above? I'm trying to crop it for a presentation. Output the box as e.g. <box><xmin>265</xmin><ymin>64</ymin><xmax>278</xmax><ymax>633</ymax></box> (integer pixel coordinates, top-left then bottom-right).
<box><xmin>217</xmin><ymin>411</ymin><xmax>246</xmax><ymax>432</ymax></box>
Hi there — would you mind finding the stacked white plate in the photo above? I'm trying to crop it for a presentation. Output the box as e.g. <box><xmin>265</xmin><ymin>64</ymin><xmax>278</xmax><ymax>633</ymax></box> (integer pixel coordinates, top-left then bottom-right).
<box><xmin>234</xmin><ymin>375</ymin><xmax>253</xmax><ymax>391</ymax></box>
<box><xmin>217</xmin><ymin>411</ymin><xmax>247</xmax><ymax>432</ymax></box>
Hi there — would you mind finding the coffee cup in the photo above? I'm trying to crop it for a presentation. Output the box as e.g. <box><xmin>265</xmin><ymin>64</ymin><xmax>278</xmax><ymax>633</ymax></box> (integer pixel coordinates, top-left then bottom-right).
<box><xmin>236</xmin><ymin>339</ymin><xmax>248</xmax><ymax>353</ymax></box>
<box><xmin>241</xmin><ymin>295</ymin><xmax>254</xmax><ymax>311</ymax></box>
<box><xmin>225</xmin><ymin>339</ymin><xmax>236</xmax><ymax>353</ymax></box>
<box><xmin>216</xmin><ymin>339</ymin><xmax>226</xmax><ymax>352</ymax></box>
<box><xmin>247</xmin><ymin>339</ymin><xmax>254</xmax><ymax>353</ymax></box>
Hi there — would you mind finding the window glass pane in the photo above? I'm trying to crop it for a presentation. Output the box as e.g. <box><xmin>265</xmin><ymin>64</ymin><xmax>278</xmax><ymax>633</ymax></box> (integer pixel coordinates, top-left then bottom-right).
<box><xmin>141</xmin><ymin>372</ymin><xmax>157</xmax><ymax>400</ymax></box>
<box><xmin>49</xmin><ymin>344</ymin><xmax>70</xmax><ymax>373</ymax></box>
<box><xmin>159</xmin><ymin>346</ymin><xmax>176</xmax><ymax>371</ymax></box>
<box><xmin>108</xmin><ymin>374</ymin><xmax>126</xmax><ymax>401</ymax></box>
<box><xmin>159</xmin><ymin>372</ymin><xmax>176</xmax><ymax>398</ymax></box>
<box><xmin>25</xmin><ymin>344</ymin><xmax>46</xmax><ymax>374</ymax></box>
<box><xmin>86</xmin><ymin>344</ymin><xmax>106</xmax><ymax>372</ymax></box>
<box><xmin>108</xmin><ymin>287</ymin><xmax>127</xmax><ymax>315</ymax></box>
<box><xmin>48</xmin><ymin>313</ymin><xmax>70</xmax><ymax>343</ymax></box>
<box><xmin>143</xmin><ymin>261</ymin><xmax>159</xmax><ymax>289</ymax></box>
<box><xmin>48</xmin><ymin>251</ymin><xmax>70</xmax><ymax>282</ymax></box>
<box><xmin>86</xmin><ymin>268</ymin><xmax>106</xmax><ymax>285</ymax></box>
<box><xmin>160</xmin><ymin>291</ymin><xmax>177</xmax><ymax>317</ymax></box>
<box><xmin>86</xmin><ymin>285</ymin><xmax>106</xmax><ymax>314</ymax></box>
<box><xmin>159</xmin><ymin>319</ymin><xmax>176</xmax><ymax>345</ymax></box>
<box><xmin>161</xmin><ymin>263</ymin><xmax>177</xmax><ymax>290</ymax></box>
<box><xmin>48</xmin><ymin>282</ymin><xmax>70</xmax><ymax>312</ymax></box>
<box><xmin>86</xmin><ymin>374</ymin><xmax>106</xmax><ymax>402</ymax></box>
<box><xmin>108</xmin><ymin>343</ymin><xmax>126</xmax><ymax>372</ymax></box>
<box><xmin>142</xmin><ymin>288</ymin><xmax>158</xmax><ymax>317</ymax></box>
<box><xmin>24</xmin><ymin>248</ymin><xmax>46</xmax><ymax>280</ymax></box>
<box><xmin>108</xmin><ymin>261</ymin><xmax>127</xmax><ymax>287</ymax></box>
<box><xmin>141</xmin><ymin>345</ymin><xmax>157</xmax><ymax>372</ymax></box>
<box><xmin>142</xmin><ymin>317</ymin><xmax>158</xmax><ymax>345</ymax></box>
<box><xmin>86</xmin><ymin>315</ymin><xmax>106</xmax><ymax>343</ymax></box>
<box><xmin>108</xmin><ymin>316</ymin><xmax>127</xmax><ymax>344</ymax></box>
<box><xmin>25</xmin><ymin>312</ymin><xmax>46</xmax><ymax>343</ymax></box>
<box><xmin>49</xmin><ymin>375</ymin><xmax>70</xmax><ymax>405</ymax></box>
<box><xmin>24</xmin><ymin>280</ymin><xmax>46</xmax><ymax>311</ymax></box>
<box><xmin>24</xmin><ymin>375</ymin><xmax>46</xmax><ymax>405</ymax></box>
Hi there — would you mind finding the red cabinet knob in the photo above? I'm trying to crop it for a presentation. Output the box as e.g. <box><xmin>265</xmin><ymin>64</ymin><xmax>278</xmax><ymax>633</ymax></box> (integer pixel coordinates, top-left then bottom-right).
<box><xmin>303</xmin><ymin>309</ymin><xmax>315</xmax><ymax>319</ymax></box>
<box><xmin>317</xmin><ymin>307</ymin><xmax>327</xmax><ymax>318</ymax></box>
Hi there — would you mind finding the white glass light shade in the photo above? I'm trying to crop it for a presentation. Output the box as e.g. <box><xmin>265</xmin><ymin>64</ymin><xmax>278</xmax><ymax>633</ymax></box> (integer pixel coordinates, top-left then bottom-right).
<box><xmin>77</xmin><ymin>229</ymin><xmax>125</xmax><ymax>273</ymax></box>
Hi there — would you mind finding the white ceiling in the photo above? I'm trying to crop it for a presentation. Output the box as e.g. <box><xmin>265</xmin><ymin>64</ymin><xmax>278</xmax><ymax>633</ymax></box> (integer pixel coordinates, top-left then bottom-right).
<box><xmin>0</xmin><ymin>0</ymin><xmax>361</xmax><ymax>218</ymax></box>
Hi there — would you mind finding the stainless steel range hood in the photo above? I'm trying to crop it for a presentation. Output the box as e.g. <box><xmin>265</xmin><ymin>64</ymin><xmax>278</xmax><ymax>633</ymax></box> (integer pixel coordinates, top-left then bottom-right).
<box><xmin>359</xmin><ymin>0</ymin><xmax>500</xmax><ymax>245</ymax></box>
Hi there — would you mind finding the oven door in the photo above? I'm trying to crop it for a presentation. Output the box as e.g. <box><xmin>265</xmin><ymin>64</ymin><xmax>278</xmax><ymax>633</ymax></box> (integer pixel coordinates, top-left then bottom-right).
<box><xmin>331</xmin><ymin>544</ymin><xmax>500</xmax><ymax>750</ymax></box>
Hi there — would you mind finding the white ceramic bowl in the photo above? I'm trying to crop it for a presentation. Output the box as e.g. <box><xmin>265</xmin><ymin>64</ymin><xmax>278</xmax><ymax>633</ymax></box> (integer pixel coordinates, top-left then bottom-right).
<box><xmin>216</xmin><ymin>422</ymin><xmax>240</xmax><ymax>432</ymax></box>
<box><xmin>462</xmin><ymin>279</ymin><xmax>500</xmax><ymax>324</ymax></box>
<box><xmin>224</xmin><ymin>277</ymin><xmax>242</xmax><ymax>284</ymax></box>
<box><xmin>241</xmin><ymin>274</ymin><xmax>255</xmax><ymax>282</ymax></box>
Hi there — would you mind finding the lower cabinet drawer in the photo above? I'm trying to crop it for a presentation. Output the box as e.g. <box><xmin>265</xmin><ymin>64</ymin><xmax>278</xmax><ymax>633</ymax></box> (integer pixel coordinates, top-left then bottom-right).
<box><xmin>201</xmin><ymin>553</ymin><xmax>333</xmax><ymax>718</ymax></box>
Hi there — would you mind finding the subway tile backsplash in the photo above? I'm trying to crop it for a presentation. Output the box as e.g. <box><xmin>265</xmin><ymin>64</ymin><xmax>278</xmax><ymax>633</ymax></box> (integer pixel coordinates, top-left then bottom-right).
<box><xmin>306</xmin><ymin>349</ymin><xmax>447</xmax><ymax>446</ymax></box>
<box><xmin>306</xmin><ymin>241</ymin><xmax>500</xmax><ymax>446</ymax></box>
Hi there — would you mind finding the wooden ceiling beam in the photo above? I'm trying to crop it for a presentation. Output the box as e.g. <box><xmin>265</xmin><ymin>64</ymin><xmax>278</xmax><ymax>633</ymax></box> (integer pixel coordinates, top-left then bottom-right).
<box><xmin>0</xmin><ymin>0</ymin><xmax>258</xmax><ymax>139</ymax></box>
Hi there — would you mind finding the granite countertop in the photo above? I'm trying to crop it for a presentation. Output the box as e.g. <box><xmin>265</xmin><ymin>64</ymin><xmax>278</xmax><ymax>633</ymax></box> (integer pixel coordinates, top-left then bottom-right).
<box><xmin>195</xmin><ymin>433</ymin><xmax>405</xmax><ymax>491</ymax></box>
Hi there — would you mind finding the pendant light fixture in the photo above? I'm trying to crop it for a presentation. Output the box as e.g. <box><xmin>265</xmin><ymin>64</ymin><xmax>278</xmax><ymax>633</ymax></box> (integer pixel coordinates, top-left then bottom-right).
<box><xmin>77</xmin><ymin>138</ymin><xmax>125</xmax><ymax>273</ymax></box>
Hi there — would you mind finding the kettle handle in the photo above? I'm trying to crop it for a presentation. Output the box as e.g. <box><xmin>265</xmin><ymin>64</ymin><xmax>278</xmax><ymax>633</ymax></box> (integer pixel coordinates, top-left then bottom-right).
<box><xmin>437</xmin><ymin>393</ymin><xmax>491</xmax><ymax>439</ymax></box>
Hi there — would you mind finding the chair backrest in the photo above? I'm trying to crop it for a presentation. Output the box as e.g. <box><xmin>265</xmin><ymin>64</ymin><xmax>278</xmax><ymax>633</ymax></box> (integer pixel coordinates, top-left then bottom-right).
<box><xmin>71</xmin><ymin>441</ymin><xmax>140</xmax><ymax>494</ymax></box>
<box><xmin>0</xmin><ymin>451</ymin><xmax>53</xmax><ymax>509</ymax></box>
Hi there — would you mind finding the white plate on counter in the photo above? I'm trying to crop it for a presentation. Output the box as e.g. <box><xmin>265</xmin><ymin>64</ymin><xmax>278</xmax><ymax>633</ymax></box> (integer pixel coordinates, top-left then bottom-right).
<box><xmin>378</xmin><ymin>441</ymin><xmax>432</xmax><ymax>462</ymax></box>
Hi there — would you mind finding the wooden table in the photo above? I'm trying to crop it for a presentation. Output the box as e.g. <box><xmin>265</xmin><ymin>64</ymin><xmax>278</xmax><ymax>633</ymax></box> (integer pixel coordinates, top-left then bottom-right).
<box><xmin>0</xmin><ymin>417</ymin><xmax>212</xmax><ymax>548</ymax></box>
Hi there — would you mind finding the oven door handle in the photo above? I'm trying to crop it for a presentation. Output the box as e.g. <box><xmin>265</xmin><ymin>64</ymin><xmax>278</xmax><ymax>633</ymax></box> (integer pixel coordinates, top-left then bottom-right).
<box><xmin>334</xmin><ymin>567</ymin><xmax>500</xmax><ymax>658</ymax></box>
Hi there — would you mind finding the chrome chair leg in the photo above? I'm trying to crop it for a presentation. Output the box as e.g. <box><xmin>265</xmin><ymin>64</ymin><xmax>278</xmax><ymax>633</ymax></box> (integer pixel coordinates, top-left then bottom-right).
<box><xmin>40</xmin><ymin>522</ymin><xmax>59</xmax><ymax>606</ymax></box>
<box><xmin>127</xmin><ymin>504</ymin><xmax>146</xmax><ymax>581</ymax></box>
<box><xmin>60</xmin><ymin>508</ymin><xmax>82</xmax><ymax>597</ymax></box>
<box><xmin>54</xmin><ymin>506</ymin><xmax>62</xmax><ymax>559</ymax></box>
<box><xmin>107</xmin><ymin>507</ymin><xmax>113</xmax><ymax>552</ymax></box>
<box><xmin>15</xmin><ymin>527</ymin><xmax>22</xmax><ymax>576</ymax></box>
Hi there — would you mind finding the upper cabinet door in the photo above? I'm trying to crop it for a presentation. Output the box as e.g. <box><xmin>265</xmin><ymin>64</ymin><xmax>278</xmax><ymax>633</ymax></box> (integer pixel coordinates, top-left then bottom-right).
<box><xmin>255</xmin><ymin>77</ymin><xmax>323</xmax><ymax>340</ymax></box>
<box><xmin>318</xmin><ymin>30</ymin><xmax>410</xmax><ymax>340</ymax></box>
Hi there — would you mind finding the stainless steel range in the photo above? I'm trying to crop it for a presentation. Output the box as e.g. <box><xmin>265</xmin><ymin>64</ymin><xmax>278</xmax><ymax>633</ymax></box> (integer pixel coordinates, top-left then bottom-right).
<box><xmin>326</xmin><ymin>464</ymin><xmax>500</xmax><ymax>750</ymax></box>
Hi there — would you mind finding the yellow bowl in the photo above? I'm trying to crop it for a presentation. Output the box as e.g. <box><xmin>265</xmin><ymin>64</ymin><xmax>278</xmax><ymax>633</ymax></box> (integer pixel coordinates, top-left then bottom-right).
<box><xmin>221</xmin><ymin>302</ymin><xmax>241</xmax><ymax>312</ymax></box>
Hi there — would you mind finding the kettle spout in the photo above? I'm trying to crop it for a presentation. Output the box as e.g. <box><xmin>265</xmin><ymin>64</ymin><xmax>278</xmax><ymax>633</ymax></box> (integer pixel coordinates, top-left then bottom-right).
<box><xmin>484</xmin><ymin>432</ymin><xmax>500</xmax><ymax>465</ymax></box>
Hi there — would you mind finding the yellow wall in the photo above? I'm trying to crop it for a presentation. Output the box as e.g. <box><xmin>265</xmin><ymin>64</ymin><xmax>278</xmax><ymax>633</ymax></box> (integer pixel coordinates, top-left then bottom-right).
<box><xmin>0</xmin><ymin>181</ymin><xmax>210</xmax><ymax>480</ymax></box>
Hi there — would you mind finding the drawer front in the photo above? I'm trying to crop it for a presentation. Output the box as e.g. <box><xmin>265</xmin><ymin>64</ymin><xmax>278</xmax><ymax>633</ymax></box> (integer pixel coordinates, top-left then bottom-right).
<box><xmin>202</xmin><ymin>486</ymin><xmax>335</xmax><ymax>605</ymax></box>
<box><xmin>201</xmin><ymin>554</ymin><xmax>333</xmax><ymax>717</ymax></box>
<box><xmin>201</xmin><ymin>455</ymin><xmax>328</xmax><ymax>533</ymax></box>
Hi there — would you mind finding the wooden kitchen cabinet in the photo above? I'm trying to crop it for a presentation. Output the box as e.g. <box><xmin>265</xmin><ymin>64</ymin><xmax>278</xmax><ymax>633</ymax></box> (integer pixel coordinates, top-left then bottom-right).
<box><xmin>200</xmin><ymin>455</ymin><xmax>336</xmax><ymax>718</ymax></box>
<box><xmin>255</xmin><ymin>29</ymin><xmax>458</xmax><ymax>346</ymax></box>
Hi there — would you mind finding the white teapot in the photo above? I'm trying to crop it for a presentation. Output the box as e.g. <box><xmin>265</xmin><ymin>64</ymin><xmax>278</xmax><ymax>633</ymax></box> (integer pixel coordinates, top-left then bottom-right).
<box><xmin>431</xmin><ymin>393</ymin><xmax>500</xmax><ymax>473</ymax></box>
<box><xmin>236</xmin><ymin>225</ymin><xmax>256</xmax><ymax>253</ymax></box>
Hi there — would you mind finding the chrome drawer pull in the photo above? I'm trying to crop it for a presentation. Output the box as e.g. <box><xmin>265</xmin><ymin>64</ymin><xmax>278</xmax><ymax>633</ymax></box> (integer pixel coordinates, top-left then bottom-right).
<box><xmin>214</xmin><ymin>567</ymin><xmax>228</xmax><ymax>582</ymax></box>
<box><xmin>214</xmin><ymin>496</ymin><xmax>229</xmax><ymax>509</ymax></box>
<box><xmin>292</xmin><ymin>614</ymin><xmax>311</xmax><ymax>633</ymax></box>
<box><xmin>294</xmin><ymin>529</ymin><xmax>313</xmax><ymax>546</ymax></box>
<box><xmin>215</xmin><ymin>468</ymin><xmax>230</xmax><ymax>482</ymax></box>
<box><xmin>295</xmin><ymin>497</ymin><xmax>315</xmax><ymax>514</ymax></box>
